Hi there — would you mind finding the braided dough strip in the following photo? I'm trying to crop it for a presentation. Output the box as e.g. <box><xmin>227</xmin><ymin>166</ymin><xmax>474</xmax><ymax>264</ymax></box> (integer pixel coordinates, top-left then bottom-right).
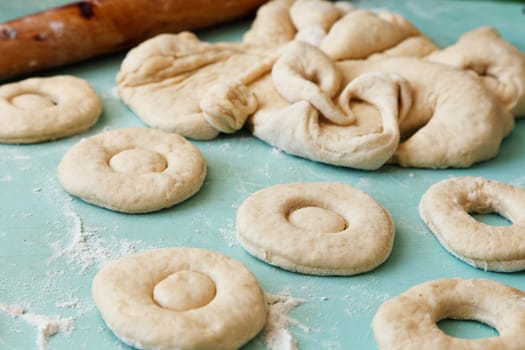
<box><xmin>58</xmin><ymin>127</ymin><xmax>206</xmax><ymax>213</ymax></box>
<box><xmin>419</xmin><ymin>176</ymin><xmax>525</xmax><ymax>272</ymax></box>
<box><xmin>236</xmin><ymin>182</ymin><xmax>395</xmax><ymax>275</ymax></box>
<box><xmin>372</xmin><ymin>278</ymin><xmax>525</xmax><ymax>350</ymax></box>
<box><xmin>0</xmin><ymin>75</ymin><xmax>101</xmax><ymax>143</ymax></box>
<box><xmin>92</xmin><ymin>247</ymin><xmax>267</xmax><ymax>350</ymax></box>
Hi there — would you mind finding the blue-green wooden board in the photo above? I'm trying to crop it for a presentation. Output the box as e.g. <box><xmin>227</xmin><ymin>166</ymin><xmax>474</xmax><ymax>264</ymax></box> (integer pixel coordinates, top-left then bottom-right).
<box><xmin>1</xmin><ymin>1</ymin><xmax>525</xmax><ymax>349</ymax></box>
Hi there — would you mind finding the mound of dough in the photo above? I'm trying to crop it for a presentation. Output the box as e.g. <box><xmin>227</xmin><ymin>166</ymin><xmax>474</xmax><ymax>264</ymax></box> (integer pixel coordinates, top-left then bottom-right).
<box><xmin>58</xmin><ymin>127</ymin><xmax>206</xmax><ymax>213</ymax></box>
<box><xmin>335</xmin><ymin>56</ymin><xmax>514</xmax><ymax>168</ymax></box>
<box><xmin>237</xmin><ymin>182</ymin><xmax>395</xmax><ymax>275</ymax></box>
<box><xmin>93</xmin><ymin>247</ymin><xmax>267</xmax><ymax>350</ymax></box>
<box><xmin>373</xmin><ymin>278</ymin><xmax>525</xmax><ymax>350</ymax></box>
<box><xmin>245</xmin><ymin>0</ymin><xmax>437</xmax><ymax>58</ymax></box>
<box><xmin>427</xmin><ymin>27</ymin><xmax>525</xmax><ymax>116</ymax></box>
<box><xmin>0</xmin><ymin>75</ymin><xmax>101</xmax><ymax>143</ymax></box>
<box><xmin>419</xmin><ymin>176</ymin><xmax>525</xmax><ymax>272</ymax></box>
<box><xmin>118</xmin><ymin>0</ymin><xmax>435</xmax><ymax>141</ymax></box>
<box><xmin>250</xmin><ymin>41</ymin><xmax>411</xmax><ymax>170</ymax></box>
<box><xmin>117</xmin><ymin>32</ymin><xmax>269</xmax><ymax>140</ymax></box>
<box><xmin>250</xmin><ymin>42</ymin><xmax>512</xmax><ymax>169</ymax></box>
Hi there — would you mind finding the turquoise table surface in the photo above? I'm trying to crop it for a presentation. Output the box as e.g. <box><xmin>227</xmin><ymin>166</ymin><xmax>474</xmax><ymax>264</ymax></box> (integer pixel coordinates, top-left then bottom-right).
<box><xmin>1</xmin><ymin>1</ymin><xmax>525</xmax><ymax>349</ymax></box>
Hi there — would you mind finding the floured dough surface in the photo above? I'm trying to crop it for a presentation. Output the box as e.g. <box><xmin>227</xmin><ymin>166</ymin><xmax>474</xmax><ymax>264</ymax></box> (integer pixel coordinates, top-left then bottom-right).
<box><xmin>92</xmin><ymin>247</ymin><xmax>267</xmax><ymax>350</ymax></box>
<box><xmin>236</xmin><ymin>182</ymin><xmax>395</xmax><ymax>275</ymax></box>
<box><xmin>0</xmin><ymin>75</ymin><xmax>101</xmax><ymax>143</ymax></box>
<box><xmin>419</xmin><ymin>176</ymin><xmax>525</xmax><ymax>272</ymax></box>
<box><xmin>58</xmin><ymin>127</ymin><xmax>206</xmax><ymax>213</ymax></box>
<box><xmin>373</xmin><ymin>278</ymin><xmax>525</xmax><ymax>350</ymax></box>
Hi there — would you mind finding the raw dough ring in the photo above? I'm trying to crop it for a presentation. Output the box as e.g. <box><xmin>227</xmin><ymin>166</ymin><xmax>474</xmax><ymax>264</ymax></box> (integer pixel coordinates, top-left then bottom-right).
<box><xmin>92</xmin><ymin>247</ymin><xmax>267</xmax><ymax>350</ymax></box>
<box><xmin>236</xmin><ymin>182</ymin><xmax>395</xmax><ymax>275</ymax></box>
<box><xmin>419</xmin><ymin>176</ymin><xmax>525</xmax><ymax>272</ymax></box>
<box><xmin>372</xmin><ymin>278</ymin><xmax>525</xmax><ymax>350</ymax></box>
<box><xmin>58</xmin><ymin>127</ymin><xmax>206</xmax><ymax>213</ymax></box>
<box><xmin>0</xmin><ymin>75</ymin><xmax>101</xmax><ymax>143</ymax></box>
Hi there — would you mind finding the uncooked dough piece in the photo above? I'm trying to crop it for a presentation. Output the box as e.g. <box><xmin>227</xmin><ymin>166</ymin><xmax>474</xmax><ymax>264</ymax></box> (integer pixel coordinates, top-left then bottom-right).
<box><xmin>250</xmin><ymin>42</ymin><xmax>411</xmax><ymax>170</ymax></box>
<box><xmin>236</xmin><ymin>182</ymin><xmax>395</xmax><ymax>275</ymax></box>
<box><xmin>419</xmin><ymin>176</ymin><xmax>525</xmax><ymax>272</ymax></box>
<box><xmin>58</xmin><ymin>127</ymin><xmax>206</xmax><ymax>213</ymax></box>
<box><xmin>117</xmin><ymin>32</ymin><xmax>270</xmax><ymax>140</ymax></box>
<box><xmin>427</xmin><ymin>27</ymin><xmax>525</xmax><ymax>117</ymax></box>
<box><xmin>92</xmin><ymin>247</ymin><xmax>267</xmax><ymax>350</ymax></box>
<box><xmin>336</xmin><ymin>56</ymin><xmax>514</xmax><ymax>168</ymax></box>
<box><xmin>245</xmin><ymin>0</ymin><xmax>436</xmax><ymax>59</ymax></box>
<box><xmin>373</xmin><ymin>278</ymin><xmax>525</xmax><ymax>350</ymax></box>
<box><xmin>0</xmin><ymin>75</ymin><xmax>101</xmax><ymax>143</ymax></box>
<box><xmin>320</xmin><ymin>10</ymin><xmax>438</xmax><ymax>60</ymax></box>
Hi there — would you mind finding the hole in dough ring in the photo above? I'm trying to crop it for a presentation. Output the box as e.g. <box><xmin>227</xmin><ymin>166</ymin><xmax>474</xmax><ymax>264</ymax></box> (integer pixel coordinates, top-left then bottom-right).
<box><xmin>92</xmin><ymin>247</ymin><xmax>268</xmax><ymax>350</ymax></box>
<box><xmin>0</xmin><ymin>75</ymin><xmax>101</xmax><ymax>143</ymax></box>
<box><xmin>419</xmin><ymin>176</ymin><xmax>525</xmax><ymax>272</ymax></box>
<box><xmin>236</xmin><ymin>182</ymin><xmax>395</xmax><ymax>275</ymax></box>
<box><xmin>372</xmin><ymin>278</ymin><xmax>525</xmax><ymax>350</ymax></box>
<box><xmin>57</xmin><ymin>127</ymin><xmax>206</xmax><ymax>213</ymax></box>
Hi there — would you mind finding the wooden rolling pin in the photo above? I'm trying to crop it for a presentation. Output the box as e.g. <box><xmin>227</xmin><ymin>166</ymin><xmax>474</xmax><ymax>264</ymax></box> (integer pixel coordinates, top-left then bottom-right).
<box><xmin>0</xmin><ymin>0</ymin><xmax>268</xmax><ymax>81</ymax></box>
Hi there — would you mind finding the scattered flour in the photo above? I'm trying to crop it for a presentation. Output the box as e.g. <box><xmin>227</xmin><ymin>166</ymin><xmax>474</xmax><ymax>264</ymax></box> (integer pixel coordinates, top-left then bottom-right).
<box><xmin>49</xmin><ymin>204</ymin><xmax>142</xmax><ymax>272</ymax></box>
<box><xmin>102</xmin><ymin>86</ymin><xmax>120</xmax><ymax>100</ymax></box>
<box><xmin>264</xmin><ymin>293</ymin><xmax>309</xmax><ymax>350</ymax></box>
<box><xmin>271</xmin><ymin>147</ymin><xmax>284</xmax><ymax>157</ymax></box>
<box><xmin>0</xmin><ymin>304</ymin><xmax>73</xmax><ymax>350</ymax></box>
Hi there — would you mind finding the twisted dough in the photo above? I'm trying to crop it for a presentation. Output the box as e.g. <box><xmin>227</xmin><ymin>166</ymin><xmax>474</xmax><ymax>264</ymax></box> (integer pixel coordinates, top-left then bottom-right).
<box><xmin>236</xmin><ymin>182</ymin><xmax>395</xmax><ymax>275</ymax></box>
<box><xmin>58</xmin><ymin>127</ymin><xmax>206</xmax><ymax>213</ymax></box>
<box><xmin>373</xmin><ymin>279</ymin><xmax>525</xmax><ymax>350</ymax></box>
<box><xmin>92</xmin><ymin>247</ymin><xmax>267</xmax><ymax>350</ymax></box>
<box><xmin>427</xmin><ymin>27</ymin><xmax>525</xmax><ymax>117</ymax></box>
<box><xmin>118</xmin><ymin>0</ymin><xmax>436</xmax><ymax>140</ymax></box>
<box><xmin>337</xmin><ymin>56</ymin><xmax>514</xmax><ymax>168</ymax></box>
<box><xmin>0</xmin><ymin>75</ymin><xmax>101</xmax><ymax>143</ymax></box>
<box><xmin>419</xmin><ymin>176</ymin><xmax>525</xmax><ymax>272</ymax></box>
<box><xmin>250</xmin><ymin>42</ymin><xmax>411</xmax><ymax>170</ymax></box>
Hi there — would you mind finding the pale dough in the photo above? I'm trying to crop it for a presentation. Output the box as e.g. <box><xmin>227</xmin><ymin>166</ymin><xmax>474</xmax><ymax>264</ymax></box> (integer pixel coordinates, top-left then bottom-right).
<box><xmin>118</xmin><ymin>0</ymin><xmax>437</xmax><ymax>141</ymax></box>
<box><xmin>372</xmin><ymin>278</ymin><xmax>525</xmax><ymax>350</ymax></box>
<box><xmin>244</xmin><ymin>0</ymin><xmax>436</xmax><ymax>58</ymax></box>
<box><xmin>427</xmin><ymin>27</ymin><xmax>525</xmax><ymax>116</ymax></box>
<box><xmin>0</xmin><ymin>75</ymin><xmax>101</xmax><ymax>143</ymax></box>
<box><xmin>336</xmin><ymin>56</ymin><xmax>514</xmax><ymax>168</ymax></box>
<box><xmin>57</xmin><ymin>127</ymin><xmax>206</xmax><ymax>213</ymax></box>
<box><xmin>117</xmin><ymin>32</ymin><xmax>269</xmax><ymax>140</ymax></box>
<box><xmin>419</xmin><ymin>176</ymin><xmax>525</xmax><ymax>272</ymax></box>
<box><xmin>251</xmin><ymin>41</ymin><xmax>411</xmax><ymax>170</ymax></box>
<box><xmin>92</xmin><ymin>247</ymin><xmax>267</xmax><ymax>350</ymax></box>
<box><xmin>236</xmin><ymin>182</ymin><xmax>395</xmax><ymax>275</ymax></box>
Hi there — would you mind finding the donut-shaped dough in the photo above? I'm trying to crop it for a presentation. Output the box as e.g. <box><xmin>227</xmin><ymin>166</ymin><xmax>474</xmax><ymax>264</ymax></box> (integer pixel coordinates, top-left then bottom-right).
<box><xmin>58</xmin><ymin>127</ymin><xmax>206</xmax><ymax>213</ymax></box>
<box><xmin>419</xmin><ymin>176</ymin><xmax>525</xmax><ymax>272</ymax></box>
<box><xmin>92</xmin><ymin>247</ymin><xmax>267</xmax><ymax>350</ymax></box>
<box><xmin>0</xmin><ymin>75</ymin><xmax>101</xmax><ymax>143</ymax></box>
<box><xmin>236</xmin><ymin>182</ymin><xmax>395</xmax><ymax>275</ymax></box>
<box><xmin>372</xmin><ymin>278</ymin><xmax>525</xmax><ymax>350</ymax></box>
